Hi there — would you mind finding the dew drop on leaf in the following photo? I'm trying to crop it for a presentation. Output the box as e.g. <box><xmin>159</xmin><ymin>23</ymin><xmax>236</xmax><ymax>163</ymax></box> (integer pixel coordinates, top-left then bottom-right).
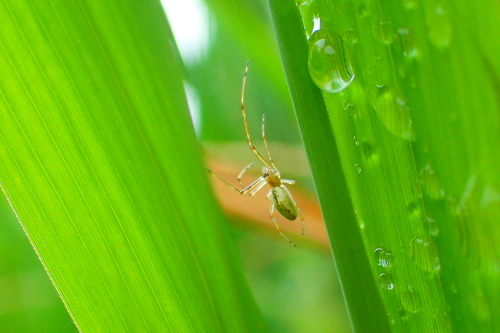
<box><xmin>308</xmin><ymin>28</ymin><xmax>355</xmax><ymax>93</ymax></box>
<box><xmin>374</xmin><ymin>247</ymin><xmax>394</xmax><ymax>267</ymax></box>
<box><xmin>378</xmin><ymin>272</ymin><xmax>395</xmax><ymax>290</ymax></box>
<box><xmin>401</xmin><ymin>285</ymin><xmax>421</xmax><ymax>313</ymax></box>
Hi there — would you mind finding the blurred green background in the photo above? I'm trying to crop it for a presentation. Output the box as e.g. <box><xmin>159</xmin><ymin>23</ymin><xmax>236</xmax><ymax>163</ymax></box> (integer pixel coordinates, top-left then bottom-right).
<box><xmin>0</xmin><ymin>0</ymin><xmax>352</xmax><ymax>331</ymax></box>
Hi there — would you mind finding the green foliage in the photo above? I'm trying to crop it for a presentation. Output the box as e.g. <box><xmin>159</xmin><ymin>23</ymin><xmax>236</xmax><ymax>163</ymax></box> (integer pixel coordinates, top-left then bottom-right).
<box><xmin>268</xmin><ymin>0</ymin><xmax>500</xmax><ymax>332</ymax></box>
<box><xmin>0</xmin><ymin>0</ymin><xmax>264</xmax><ymax>331</ymax></box>
<box><xmin>3</xmin><ymin>0</ymin><xmax>499</xmax><ymax>332</ymax></box>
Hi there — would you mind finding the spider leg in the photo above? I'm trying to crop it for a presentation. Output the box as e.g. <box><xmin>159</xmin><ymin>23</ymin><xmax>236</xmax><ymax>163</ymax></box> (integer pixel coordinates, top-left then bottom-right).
<box><xmin>241</xmin><ymin>61</ymin><xmax>272</xmax><ymax>168</ymax></box>
<box><xmin>237</xmin><ymin>163</ymin><xmax>255</xmax><ymax>188</ymax></box>
<box><xmin>248</xmin><ymin>180</ymin><xmax>267</xmax><ymax>197</ymax></box>
<box><xmin>282</xmin><ymin>185</ymin><xmax>305</xmax><ymax>236</ymax></box>
<box><xmin>262</xmin><ymin>114</ymin><xmax>278</xmax><ymax>170</ymax></box>
<box><xmin>209</xmin><ymin>170</ymin><xmax>266</xmax><ymax>196</ymax></box>
<box><xmin>270</xmin><ymin>202</ymin><xmax>296</xmax><ymax>247</ymax></box>
<box><xmin>281</xmin><ymin>179</ymin><xmax>295</xmax><ymax>185</ymax></box>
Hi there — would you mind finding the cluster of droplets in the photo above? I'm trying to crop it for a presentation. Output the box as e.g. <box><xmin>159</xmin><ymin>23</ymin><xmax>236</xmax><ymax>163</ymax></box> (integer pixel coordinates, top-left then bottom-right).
<box><xmin>374</xmin><ymin>248</ymin><xmax>395</xmax><ymax>291</ymax></box>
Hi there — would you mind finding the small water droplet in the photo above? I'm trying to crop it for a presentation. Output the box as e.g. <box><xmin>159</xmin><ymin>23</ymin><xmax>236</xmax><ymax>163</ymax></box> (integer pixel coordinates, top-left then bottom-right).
<box><xmin>425</xmin><ymin>216</ymin><xmax>440</xmax><ymax>237</ymax></box>
<box><xmin>407</xmin><ymin>202</ymin><xmax>422</xmax><ymax>219</ymax></box>
<box><xmin>355</xmin><ymin>163</ymin><xmax>362</xmax><ymax>174</ymax></box>
<box><xmin>401</xmin><ymin>285</ymin><xmax>421</xmax><ymax>313</ymax></box>
<box><xmin>433</xmin><ymin>310</ymin><xmax>452</xmax><ymax>331</ymax></box>
<box><xmin>378</xmin><ymin>273</ymin><xmax>395</xmax><ymax>290</ymax></box>
<box><xmin>374</xmin><ymin>20</ymin><xmax>394</xmax><ymax>44</ymax></box>
<box><xmin>427</xmin><ymin>5</ymin><xmax>452</xmax><ymax>49</ymax></box>
<box><xmin>419</xmin><ymin>164</ymin><xmax>445</xmax><ymax>199</ymax></box>
<box><xmin>374</xmin><ymin>247</ymin><xmax>394</xmax><ymax>267</ymax></box>
<box><xmin>450</xmin><ymin>283</ymin><xmax>458</xmax><ymax>294</ymax></box>
<box><xmin>297</xmin><ymin>0</ymin><xmax>319</xmax><ymax>39</ymax></box>
<box><xmin>470</xmin><ymin>290</ymin><xmax>492</xmax><ymax>322</ymax></box>
<box><xmin>308</xmin><ymin>28</ymin><xmax>355</xmax><ymax>93</ymax></box>
<box><xmin>410</xmin><ymin>237</ymin><xmax>441</xmax><ymax>272</ymax></box>
<box><xmin>358</xmin><ymin>4</ymin><xmax>370</xmax><ymax>18</ymax></box>
<box><xmin>388</xmin><ymin>312</ymin><xmax>396</xmax><ymax>324</ymax></box>
<box><xmin>398</xmin><ymin>28</ymin><xmax>418</xmax><ymax>58</ymax></box>
<box><xmin>353</xmin><ymin>136</ymin><xmax>359</xmax><ymax>146</ymax></box>
<box><xmin>372</xmin><ymin>85</ymin><xmax>415</xmax><ymax>141</ymax></box>
<box><xmin>344</xmin><ymin>101</ymin><xmax>357</xmax><ymax>117</ymax></box>
<box><xmin>397</xmin><ymin>308</ymin><xmax>406</xmax><ymax>317</ymax></box>
<box><xmin>345</xmin><ymin>27</ymin><xmax>358</xmax><ymax>44</ymax></box>
<box><xmin>360</xmin><ymin>142</ymin><xmax>377</xmax><ymax>162</ymax></box>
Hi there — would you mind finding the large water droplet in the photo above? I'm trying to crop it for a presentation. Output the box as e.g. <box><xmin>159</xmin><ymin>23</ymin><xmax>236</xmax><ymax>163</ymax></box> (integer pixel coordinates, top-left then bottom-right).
<box><xmin>427</xmin><ymin>5</ymin><xmax>452</xmax><ymax>49</ymax></box>
<box><xmin>401</xmin><ymin>285</ymin><xmax>421</xmax><ymax>313</ymax></box>
<box><xmin>378</xmin><ymin>273</ymin><xmax>395</xmax><ymax>290</ymax></box>
<box><xmin>409</xmin><ymin>237</ymin><xmax>441</xmax><ymax>272</ymax></box>
<box><xmin>374</xmin><ymin>247</ymin><xmax>394</xmax><ymax>267</ymax></box>
<box><xmin>398</xmin><ymin>28</ymin><xmax>418</xmax><ymax>58</ymax></box>
<box><xmin>372</xmin><ymin>85</ymin><xmax>415</xmax><ymax>141</ymax></box>
<box><xmin>308</xmin><ymin>28</ymin><xmax>355</xmax><ymax>93</ymax></box>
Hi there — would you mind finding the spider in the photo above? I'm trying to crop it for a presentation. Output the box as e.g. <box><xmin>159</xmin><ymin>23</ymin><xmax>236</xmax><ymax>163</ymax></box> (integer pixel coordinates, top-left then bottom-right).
<box><xmin>208</xmin><ymin>61</ymin><xmax>305</xmax><ymax>246</ymax></box>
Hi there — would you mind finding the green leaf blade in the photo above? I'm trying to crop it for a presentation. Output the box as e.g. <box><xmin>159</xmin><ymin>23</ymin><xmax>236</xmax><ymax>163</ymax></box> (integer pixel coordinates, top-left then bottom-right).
<box><xmin>0</xmin><ymin>1</ymin><xmax>265</xmax><ymax>331</ymax></box>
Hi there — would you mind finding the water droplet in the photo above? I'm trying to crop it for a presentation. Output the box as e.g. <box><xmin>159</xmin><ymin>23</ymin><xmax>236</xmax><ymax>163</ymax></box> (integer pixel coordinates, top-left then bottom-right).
<box><xmin>427</xmin><ymin>5</ymin><xmax>452</xmax><ymax>49</ymax></box>
<box><xmin>354</xmin><ymin>163</ymin><xmax>362</xmax><ymax>174</ymax></box>
<box><xmin>388</xmin><ymin>312</ymin><xmax>396</xmax><ymax>324</ymax></box>
<box><xmin>344</xmin><ymin>101</ymin><xmax>357</xmax><ymax>117</ymax></box>
<box><xmin>450</xmin><ymin>283</ymin><xmax>458</xmax><ymax>294</ymax></box>
<box><xmin>297</xmin><ymin>0</ymin><xmax>319</xmax><ymax>39</ymax></box>
<box><xmin>413</xmin><ymin>179</ymin><xmax>423</xmax><ymax>198</ymax></box>
<box><xmin>374</xmin><ymin>247</ymin><xmax>394</xmax><ymax>267</ymax></box>
<box><xmin>378</xmin><ymin>273</ymin><xmax>395</xmax><ymax>290</ymax></box>
<box><xmin>374</xmin><ymin>20</ymin><xmax>394</xmax><ymax>44</ymax></box>
<box><xmin>353</xmin><ymin>136</ymin><xmax>360</xmax><ymax>146</ymax></box>
<box><xmin>433</xmin><ymin>310</ymin><xmax>452</xmax><ymax>331</ymax></box>
<box><xmin>407</xmin><ymin>202</ymin><xmax>422</xmax><ymax>219</ymax></box>
<box><xmin>372</xmin><ymin>85</ymin><xmax>415</xmax><ymax>141</ymax></box>
<box><xmin>480</xmin><ymin>184</ymin><xmax>500</xmax><ymax>208</ymax></box>
<box><xmin>409</xmin><ymin>237</ymin><xmax>441</xmax><ymax>272</ymax></box>
<box><xmin>425</xmin><ymin>216</ymin><xmax>440</xmax><ymax>237</ymax></box>
<box><xmin>470</xmin><ymin>290</ymin><xmax>491</xmax><ymax>322</ymax></box>
<box><xmin>308</xmin><ymin>28</ymin><xmax>355</xmax><ymax>93</ymax></box>
<box><xmin>401</xmin><ymin>285</ymin><xmax>421</xmax><ymax>313</ymax></box>
<box><xmin>358</xmin><ymin>4</ymin><xmax>370</xmax><ymax>18</ymax></box>
<box><xmin>345</xmin><ymin>27</ymin><xmax>358</xmax><ymax>44</ymax></box>
<box><xmin>360</xmin><ymin>142</ymin><xmax>377</xmax><ymax>162</ymax></box>
<box><xmin>419</xmin><ymin>164</ymin><xmax>445</xmax><ymax>199</ymax></box>
<box><xmin>398</xmin><ymin>28</ymin><xmax>418</xmax><ymax>58</ymax></box>
<box><xmin>397</xmin><ymin>308</ymin><xmax>406</xmax><ymax>317</ymax></box>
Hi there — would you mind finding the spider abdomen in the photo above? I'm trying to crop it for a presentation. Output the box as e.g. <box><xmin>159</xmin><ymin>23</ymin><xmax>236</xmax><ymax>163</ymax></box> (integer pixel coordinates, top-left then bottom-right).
<box><xmin>272</xmin><ymin>187</ymin><xmax>298</xmax><ymax>221</ymax></box>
